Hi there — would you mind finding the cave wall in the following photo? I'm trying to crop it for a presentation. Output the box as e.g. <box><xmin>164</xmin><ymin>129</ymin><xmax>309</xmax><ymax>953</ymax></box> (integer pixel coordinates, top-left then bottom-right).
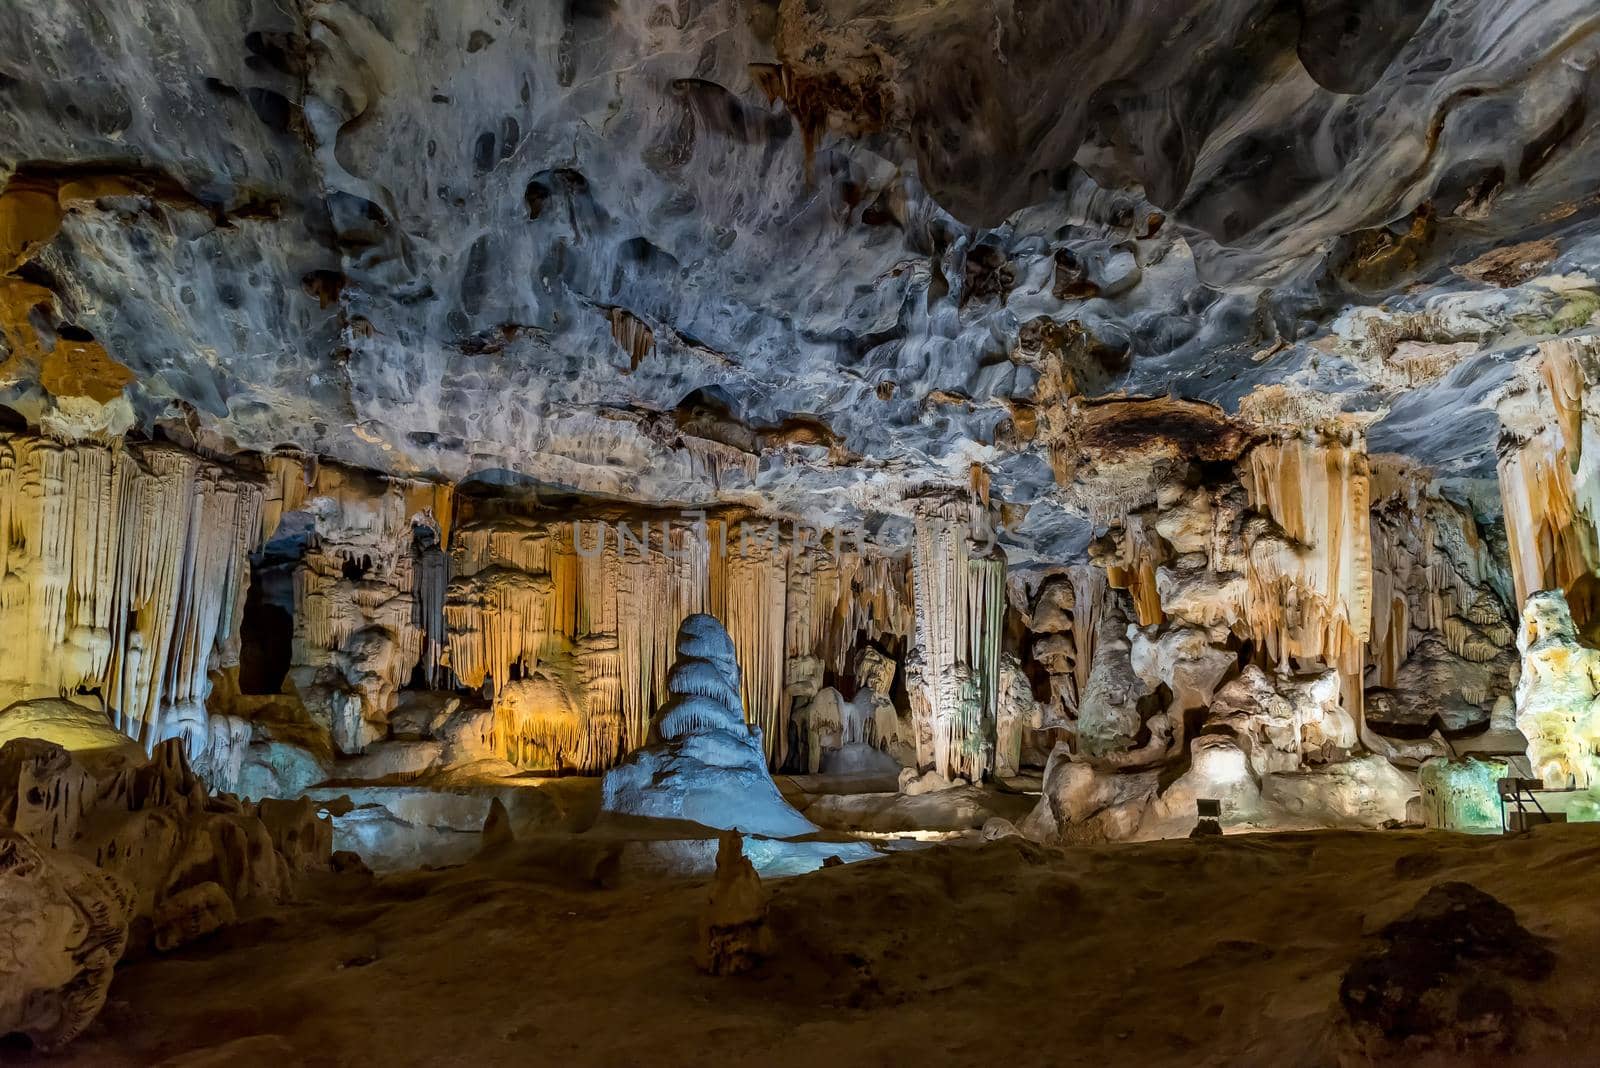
<box><xmin>2</xmin><ymin>346</ymin><xmax>1592</xmax><ymax>798</ymax></box>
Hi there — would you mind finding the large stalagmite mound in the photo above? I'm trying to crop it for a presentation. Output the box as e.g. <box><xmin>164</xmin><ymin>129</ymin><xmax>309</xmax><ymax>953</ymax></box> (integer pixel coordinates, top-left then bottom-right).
<box><xmin>602</xmin><ymin>613</ymin><xmax>822</xmax><ymax>840</ymax></box>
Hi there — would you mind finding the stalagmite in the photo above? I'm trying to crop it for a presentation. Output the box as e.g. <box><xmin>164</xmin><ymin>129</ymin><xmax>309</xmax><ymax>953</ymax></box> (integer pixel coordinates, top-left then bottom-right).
<box><xmin>602</xmin><ymin>614</ymin><xmax>827</xmax><ymax>840</ymax></box>
<box><xmin>1513</xmin><ymin>589</ymin><xmax>1600</xmax><ymax>789</ymax></box>
<box><xmin>694</xmin><ymin>830</ymin><xmax>773</xmax><ymax>976</ymax></box>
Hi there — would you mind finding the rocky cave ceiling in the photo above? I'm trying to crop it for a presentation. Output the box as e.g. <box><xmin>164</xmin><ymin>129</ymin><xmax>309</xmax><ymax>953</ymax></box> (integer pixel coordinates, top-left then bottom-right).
<box><xmin>2</xmin><ymin>0</ymin><xmax>1599</xmax><ymax>561</ymax></box>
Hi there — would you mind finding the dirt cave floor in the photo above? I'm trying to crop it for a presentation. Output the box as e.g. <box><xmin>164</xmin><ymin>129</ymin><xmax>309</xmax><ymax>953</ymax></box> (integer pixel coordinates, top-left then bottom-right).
<box><xmin>34</xmin><ymin>823</ymin><xmax>1600</xmax><ymax>1068</ymax></box>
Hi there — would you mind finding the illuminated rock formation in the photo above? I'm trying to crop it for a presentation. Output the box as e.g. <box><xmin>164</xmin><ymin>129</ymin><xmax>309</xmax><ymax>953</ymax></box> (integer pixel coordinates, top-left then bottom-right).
<box><xmin>909</xmin><ymin>506</ymin><xmax>1005</xmax><ymax>780</ymax></box>
<box><xmin>797</xmin><ymin>646</ymin><xmax>910</xmax><ymax>775</ymax></box>
<box><xmin>1498</xmin><ymin>337</ymin><xmax>1600</xmax><ymax>633</ymax></box>
<box><xmin>1020</xmin><ymin>750</ymin><xmax>1159</xmax><ymax>845</ymax></box>
<box><xmin>1204</xmin><ymin>666</ymin><xmax>1357</xmax><ymax>778</ymax></box>
<box><xmin>0</xmin><ymin>433</ymin><xmax>260</xmax><ymax>750</ymax></box>
<box><xmin>601</xmin><ymin>614</ymin><xmax>818</xmax><ymax>839</ymax></box>
<box><xmin>1240</xmin><ymin>434</ymin><xmax>1373</xmax><ymax>708</ymax></box>
<box><xmin>1074</xmin><ymin>593</ymin><xmax>1152</xmax><ymax>759</ymax></box>
<box><xmin>1417</xmin><ymin>757</ymin><xmax>1509</xmax><ymax>832</ymax></box>
<box><xmin>489</xmin><ymin>640</ymin><xmax>619</xmax><ymax>773</ymax></box>
<box><xmin>995</xmin><ymin>654</ymin><xmax>1045</xmax><ymax>779</ymax></box>
<box><xmin>1024</xmin><ymin>566</ymin><xmax>1105</xmax><ymax>731</ymax></box>
<box><xmin>276</xmin><ymin>456</ymin><xmax>451</xmax><ymax>755</ymax></box>
<box><xmin>1513</xmin><ymin>590</ymin><xmax>1600</xmax><ymax>789</ymax></box>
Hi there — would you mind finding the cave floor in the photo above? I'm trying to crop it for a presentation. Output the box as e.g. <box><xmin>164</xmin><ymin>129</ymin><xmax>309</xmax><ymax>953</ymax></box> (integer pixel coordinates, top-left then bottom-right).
<box><xmin>41</xmin><ymin>824</ymin><xmax>1600</xmax><ymax>1068</ymax></box>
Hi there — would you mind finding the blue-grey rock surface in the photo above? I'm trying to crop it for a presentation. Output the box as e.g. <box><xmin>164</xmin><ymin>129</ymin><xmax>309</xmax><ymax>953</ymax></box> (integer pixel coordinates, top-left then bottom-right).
<box><xmin>3</xmin><ymin>1</ymin><xmax>1598</xmax><ymax>553</ymax></box>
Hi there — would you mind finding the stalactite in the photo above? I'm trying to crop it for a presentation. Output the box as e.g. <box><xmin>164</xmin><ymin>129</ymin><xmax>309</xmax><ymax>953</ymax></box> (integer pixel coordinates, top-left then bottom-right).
<box><xmin>609</xmin><ymin>307</ymin><xmax>655</xmax><ymax>370</ymax></box>
<box><xmin>909</xmin><ymin>505</ymin><xmax>1004</xmax><ymax>780</ymax></box>
<box><xmin>446</xmin><ymin>519</ymin><xmax>557</xmax><ymax>692</ymax></box>
<box><xmin>722</xmin><ymin>524</ymin><xmax>789</xmax><ymax>765</ymax></box>
<box><xmin>1242</xmin><ymin>434</ymin><xmax>1373</xmax><ymax>710</ymax></box>
<box><xmin>1101</xmin><ymin>513</ymin><xmax>1165</xmax><ymax>627</ymax></box>
<box><xmin>1368</xmin><ymin>464</ymin><xmax>1514</xmax><ymax>690</ymax></box>
<box><xmin>783</xmin><ymin>536</ymin><xmax>913</xmax><ymax>680</ymax></box>
<box><xmin>0</xmin><ymin>434</ymin><xmax>261</xmax><ymax>747</ymax></box>
<box><xmin>682</xmin><ymin>438</ymin><xmax>758</xmax><ymax>493</ymax></box>
<box><xmin>1497</xmin><ymin>336</ymin><xmax>1599</xmax><ymax>628</ymax></box>
<box><xmin>1068</xmin><ymin>564</ymin><xmax>1107</xmax><ymax>712</ymax></box>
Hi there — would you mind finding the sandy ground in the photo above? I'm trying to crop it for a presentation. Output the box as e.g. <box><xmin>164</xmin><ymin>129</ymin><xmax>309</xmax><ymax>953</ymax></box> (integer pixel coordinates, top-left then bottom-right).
<box><xmin>31</xmin><ymin>823</ymin><xmax>1600</xmax><ymax>1067</ymax></box>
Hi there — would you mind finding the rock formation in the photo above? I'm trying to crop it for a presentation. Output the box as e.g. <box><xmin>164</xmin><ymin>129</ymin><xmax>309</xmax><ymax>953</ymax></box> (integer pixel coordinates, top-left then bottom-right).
<box><xmin>1341</xmin><ymin>882</ymin><xmax>1555</xmax><ymax>1054</ymax></box>
<box><xmin>1417</xmin><ymin>757</ymin><xmax>1509</xmax><ymax>832</ymax></box>
<box><xmin>693</xmin><ymin>831</ymin><xmax>773</xmax><ymax>977</ymax></box>
<box><xmin>0</xmin><ymin>732</ymin><xmax>329</xmax><ymax>942</ymax></box>
<box><xmin>602</xmin><ymin>614</ymin><xmax>820</xmax><ymax>840</ymax></box>
<box><xmin>0</xmin><ymin>721</ymin><xmax>329</xmax><ymax>1047</ymax></box>
<box><xmin>1513</xmin><ymin>590</ymin><xmax>1600</xmax><ymax>789</ymax></box>
<box><xmin>0</xmin><ymin>831</ymin><xmax>132</xmax><ymax>1051</ymax></box>
<box><xmin>1497</xmin><ymin>338</ymin><xmax>1600</xmax><ymax>635</ymax></box>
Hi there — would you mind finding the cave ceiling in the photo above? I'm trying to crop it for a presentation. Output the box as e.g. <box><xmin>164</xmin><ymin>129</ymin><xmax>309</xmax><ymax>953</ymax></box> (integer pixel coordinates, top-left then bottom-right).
<box><xmin>2</xmin><ymin>0</ymin><xmax>1599</xmax><ymax>561</ymax></box>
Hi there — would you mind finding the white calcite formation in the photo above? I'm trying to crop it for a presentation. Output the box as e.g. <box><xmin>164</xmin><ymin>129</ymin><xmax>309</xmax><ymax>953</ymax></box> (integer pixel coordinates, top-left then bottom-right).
<box><xmin>797</xmin><ymin>646</ymin><xmax>911</xmax><ymax>775</ymax></box>
<box><xmin>602</xmin><ymin>613</ymin><xmax>822</xmax><ymax>840</ymax></box>
<box><xmin>1514</xmin><ymin>590</ymin><xmax>1600</xmax><ymax>789</ymax></box>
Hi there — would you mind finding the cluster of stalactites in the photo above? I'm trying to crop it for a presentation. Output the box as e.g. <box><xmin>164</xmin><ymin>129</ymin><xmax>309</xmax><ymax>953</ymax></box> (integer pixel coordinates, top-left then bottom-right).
<box><xmin>490</xmin><ymin>638</ymin><xmax>622</xmax><ymax>774</ymax></box>
<box><xmin>1099</xmin><ymin>512</ymin><xmax>1166</xmax><ymax>627</ymax></box>
<box><xmin>282</xmin><ymin>455</ymin><xmax>453</xmax><ymax>710</ymax></box>
<box><xmin>784</xmin><ymin>543</ymin><xmax>913</xmax><ymax>677</ymax></box>
<box><xmin>441</xmin><ymin>515</ymin><xmax>913</xmax><ymax>769</ymax></box>
<box><xmin>1241</xmin><ymin>434</ymin><xmax>1373</xmax><ymax>703</ymax></box>
<box><xmin>262</xmin><ymin>451</ymin><xmax>454</xmax><ymax>551</ymax></box>
<box><xmin>0</xmin><ymin>433</ymin><xmax>261</xmax><ymax>746</ymax></box>
<box><xmin>909</xmin><ymin>505</ymin><xmax>1005</xmax><ymax>781</ymax></box>
<box><xmin>1497</xmin><ymin>336</ymin><xmax>1599</xmax><ymax>630</ymax></box>
<box><xmin>1368</xmin><ymin>475</ymin><xmax>1515</xmax><ymax>693</ymax></box>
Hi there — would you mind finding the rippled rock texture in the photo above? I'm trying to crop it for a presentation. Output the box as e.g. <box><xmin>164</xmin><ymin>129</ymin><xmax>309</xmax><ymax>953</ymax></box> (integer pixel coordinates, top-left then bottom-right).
<box><xmin>2</xmin><ymin>1</ymin><xmax>1599</xmax><ymax>552</ymax></box>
